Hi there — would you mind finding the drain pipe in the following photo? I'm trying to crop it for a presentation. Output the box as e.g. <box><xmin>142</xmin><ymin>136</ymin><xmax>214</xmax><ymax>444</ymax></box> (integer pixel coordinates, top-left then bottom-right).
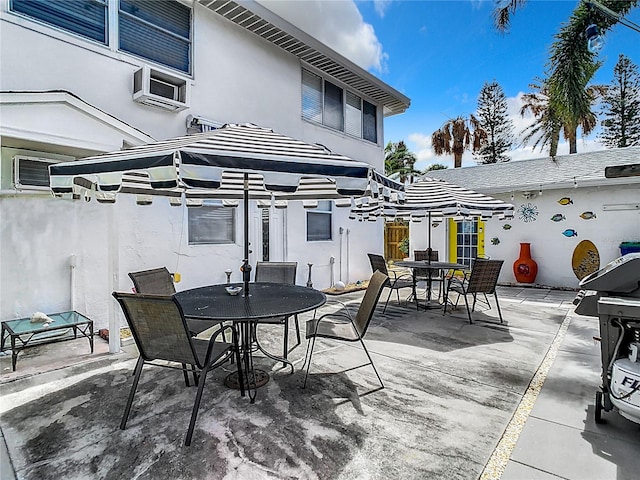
<box><xmin>345</xmin><ymin>228</ymin><xmax>350</xmax><ymax>285</ymax></box>
<box><xmin>330</xmin><ymin>256</ymin><xmax>335</xmax><ymax>287</ymax></box>
<box><xmin>70</xmin><ymin>254</ymin><xmax>77</xmax><ymax>311</ymax></box>
<box><xmin>338</xmin><ymin>227</ymin><xmax>344</xmax><ymax>281</ymax></box>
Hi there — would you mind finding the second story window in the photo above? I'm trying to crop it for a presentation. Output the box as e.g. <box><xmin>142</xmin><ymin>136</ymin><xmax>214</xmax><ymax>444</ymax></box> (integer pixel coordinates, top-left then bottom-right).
<box><xmin>119</xmin><ymin>0</ymin><xmax>192</xmax><ymax>74</ymax></box>
<box><xmin>10</xmin><ymin>0</ymin><xmax>192</xmax><ymax>74</ymax></box>
<box><xmin>302</xmin><ymin>68</ymin><xmax>378</xmax><ymax>144</ymax></box>
<box><xmin>11</xmin><ymin>0</ymin><xmax>108</xmax><ymax>44</ymax></box>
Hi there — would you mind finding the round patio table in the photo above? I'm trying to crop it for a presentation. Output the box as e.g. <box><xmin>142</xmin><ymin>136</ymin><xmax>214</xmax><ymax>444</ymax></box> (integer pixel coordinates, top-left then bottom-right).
<box><xmin>175</xmin><ymin>282</ymin><xmax>326</xmax><ymax>402</ymax></box>
<box><xmin>395</xmin><ymin>260</ymin><xmax>467</xmax><ymax>310</ymax></box>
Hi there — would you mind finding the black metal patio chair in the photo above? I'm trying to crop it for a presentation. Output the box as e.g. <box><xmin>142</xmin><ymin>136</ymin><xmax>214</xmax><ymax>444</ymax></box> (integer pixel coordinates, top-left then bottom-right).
<box><xmin>128</xmin><ymin>267</ymin><xmax>219</xmax><ymax>336</ymax></box>
<box><xmin>253</xmin><ymin>261</ymin><xmax>300</xmax><ymax>365</ymax></box>
<box><xmin>367</xmin><ymin>253</ymin><xmax>414</xmax><ymax>312</ymax></box>
<box><xmin>302</xmin><ymin>270</ymin><xmax>388</xmax><ymax>389</ymax></box>
<box><xmin>112</xmin><ymin>292</ymin><xmax>242</xmax><ymax>446</ymax></box>
<box><xmin>443</xmin><ymin>258</ymin><xmax>504</xmax><ymax>324</ymax></box>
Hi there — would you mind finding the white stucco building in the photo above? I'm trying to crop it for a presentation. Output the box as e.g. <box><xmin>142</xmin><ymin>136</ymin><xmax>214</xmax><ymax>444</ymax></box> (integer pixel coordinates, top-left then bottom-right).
<box><xmin>411</xmin><ymin>148</ymin><xmax>640</xmax><ymax>289</ymax></box>
<box><xmin>0</xmin><ymin>0</ymin><xmax>410</xmax><ymax>332</ymax></box>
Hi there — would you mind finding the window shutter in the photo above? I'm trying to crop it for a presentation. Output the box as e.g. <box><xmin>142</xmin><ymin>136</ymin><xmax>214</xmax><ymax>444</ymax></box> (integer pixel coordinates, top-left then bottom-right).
<box><xmin>11</xmin><ymin>0</ymin><xmax>107</xmax><ymax>44</ymax></box>
<box><xmin>119</xmin><ymin>0</ymin><xmax>191</xmax><ymax>73</ymax></box>
<box><xmin>345</xmin><ymin>92</ymin><xmax>362</xmax><ymax>138</ymax></box>
<box><xmin>188</xmin><ymin>203</ymin><xmax>236</xmax><ymax>245</ymax></box>
<box><xmin>302</xmin><ymin>70</ymin><xmax>322</xmax><ymax>123</ymax></box>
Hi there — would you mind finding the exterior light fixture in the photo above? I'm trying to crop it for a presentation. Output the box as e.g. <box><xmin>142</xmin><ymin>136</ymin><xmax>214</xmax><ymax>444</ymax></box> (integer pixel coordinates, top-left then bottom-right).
<box><xmin>586</xmin><ymin>23</ymin><xmax>604</xmax><ymax>53</ymax></box>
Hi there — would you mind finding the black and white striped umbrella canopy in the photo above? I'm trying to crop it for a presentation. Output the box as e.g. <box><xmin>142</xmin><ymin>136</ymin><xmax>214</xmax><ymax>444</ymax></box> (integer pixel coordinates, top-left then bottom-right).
<box><xmin>49</xmin><ymin>123</ymin><xmax>403</xmax><ymax>204</ymax></box>
<box><xmin>351</xmin><ymin>176</ymin><xmax>513</xmax><ymax>221</ymax></box>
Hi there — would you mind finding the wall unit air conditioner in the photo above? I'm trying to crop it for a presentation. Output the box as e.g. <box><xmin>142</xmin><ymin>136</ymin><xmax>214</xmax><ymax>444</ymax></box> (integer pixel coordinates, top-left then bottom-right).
<box><xmin>133</xmin><ymin>66</ymin><xmax>190</xmax><ymax>112</ymax></box>
<box><xmin>13</xmin><ymin>155</ymin><xmax>57</xmax><ymax>191</ymax></box>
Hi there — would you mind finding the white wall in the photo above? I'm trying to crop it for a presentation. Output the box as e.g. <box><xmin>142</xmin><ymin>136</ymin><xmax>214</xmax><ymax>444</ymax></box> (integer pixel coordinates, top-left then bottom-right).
<box><xmin>0</xmin><ymin>4</ymin><xmax>388</xmax><ymax>327</ymax></box>
<box><xmin>408</xmin><ymin>184</ymin><xmax>640</xmax><ymax>289</ymax></box>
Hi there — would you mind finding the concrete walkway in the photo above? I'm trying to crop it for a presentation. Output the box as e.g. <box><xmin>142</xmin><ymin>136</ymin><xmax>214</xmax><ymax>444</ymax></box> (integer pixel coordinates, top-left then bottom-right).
<box><xmin>1</xmin><ymin>286</ymin><xmax>638</xmax><ymax>479</ymax></box>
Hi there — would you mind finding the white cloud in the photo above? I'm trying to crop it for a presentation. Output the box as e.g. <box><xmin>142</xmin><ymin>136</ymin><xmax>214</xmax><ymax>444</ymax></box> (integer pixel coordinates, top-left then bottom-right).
<box><xmin>256</xmin><ymin>0</ymin><xmax>388</xmax><ymax>72</ymax></box>
<box><xmin>373</xmin><ymin>0</ymin><xmax>393</xmax><ymax>18</ymax></box>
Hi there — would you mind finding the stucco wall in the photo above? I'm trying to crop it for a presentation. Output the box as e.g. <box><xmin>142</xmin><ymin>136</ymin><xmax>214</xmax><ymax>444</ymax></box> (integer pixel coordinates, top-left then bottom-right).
<box><xmin>0</xmin><ymin>4</ymin><xmax>388</xmax><ymax>327</ymax></box>
<box><xmin>409</xmin><ymin>184</ymin><xmax>640</xmax><ymax>289</ymax></box>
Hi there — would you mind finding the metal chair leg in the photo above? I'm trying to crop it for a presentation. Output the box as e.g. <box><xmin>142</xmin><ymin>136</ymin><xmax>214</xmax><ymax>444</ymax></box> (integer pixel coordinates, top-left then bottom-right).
<box><xmin>494</xmin><ymin>292</ymin><xmax>504</xmax><ymax>323</ymax></box>
<box><xmin>462</xmin><ymin>293</ymin><xmax>473</xmax><ymax>324</ymax></box>
<box><xmin>121</xmin><ymin>357</ymin><xmax>144</xmax><ymax>430</ymax></box>
<box><xmin>303</xmin><ymin>336</ymin><xmax>318</xmax><ymax>388</ymax></box>
<box><xmin>382</xmin><ymin>288</ymin><xmax>393</xmax><ymax>313</ymax></box>
<box><xmin>359</xmin><ymin>337</ymin><xmax>384</xmax><ymax>388</ymax></box>
<box><xmin>185</xmin><ymin>366</ymin><xmax>209</xmax><ymax>446</ymax></box>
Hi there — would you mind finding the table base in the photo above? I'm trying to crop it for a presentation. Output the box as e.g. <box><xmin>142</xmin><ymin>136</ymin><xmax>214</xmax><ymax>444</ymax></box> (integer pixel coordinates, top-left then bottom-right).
<box><xmin>224</xmin><ymin>368</ymin><xmax>270</xmax><ymax>390</ymax></box>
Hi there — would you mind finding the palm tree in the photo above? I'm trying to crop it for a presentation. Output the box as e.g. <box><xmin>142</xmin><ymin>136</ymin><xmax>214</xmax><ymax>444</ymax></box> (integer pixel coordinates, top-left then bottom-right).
<box><xmin>520</xmin><ymin>77</ymin><xmax>605</xmax><ymax>156</ymax></box>
<box><xmin>431</xmin><ymin>116</ymin><xmax>485</xmax><ymax>168</ymax></box>
<box><xmin>384</xmin><ymin>141</ymin><xmax>419</xmax><ymax>183</ymax></box>
<box><xmin>493</xmin><ymin>0</ymin><xmax>528</xmax><ymax>33</ymax></box>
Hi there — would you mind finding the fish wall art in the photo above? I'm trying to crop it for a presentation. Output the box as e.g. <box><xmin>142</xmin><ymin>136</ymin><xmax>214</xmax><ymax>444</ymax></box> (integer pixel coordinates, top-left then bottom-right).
<box><xmin>550</xmin><ymin>214</ymin><xmax>566</xmax><ymax>222</ymax></box>
<box><xmin>580</xmin><ymin>211</ymin><xmax>597</xmax><ymax>220</ymax></box>
<box><xmin>562</xmin><ymin>229</ymin><xmax>578</xmax><ymax>237</ymax></box>
<box><xmin>558</xmin><ymin>197</ymin><xmax>573</xmax><ymax>206</ymax></box>
<box><xmin>502</xmin><ymin>224</ymin><xmax>512</xmax><ymax>230</ymax></box>
<box><xmin>491</xmin><ymin>237</ymin><xmax>500</xmax><ymax>245</ymax></box>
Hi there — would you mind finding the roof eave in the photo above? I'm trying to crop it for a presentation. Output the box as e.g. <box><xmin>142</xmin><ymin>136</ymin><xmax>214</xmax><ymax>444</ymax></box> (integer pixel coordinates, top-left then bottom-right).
<box><xmin>200</xmin><ymin>0</ymin><xmax>410</xmax><ymax>115</ymax></box>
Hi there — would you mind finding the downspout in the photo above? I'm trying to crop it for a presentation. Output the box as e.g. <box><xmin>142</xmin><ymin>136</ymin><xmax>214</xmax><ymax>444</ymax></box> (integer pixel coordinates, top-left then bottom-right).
<box><xmin>107</xmin><ymin>205</ymin><xmax>120</xmax><ymax>354</ymax></box>
<box><xmin>70</xmin><ymin>254</ymin><xmax>76</xmax><ymax>311</ymax></box>
<box><xmin>330</xmin><ymin>256</ymin><xmax>335</xmax><ymax>287</ymax></box>
<box><xmin>338</xmin><ymin>227</ymin><xmax>344</xmax><ymax>281</ymax></box>
<box><xmin>346</xmin><ymin>228</ymin><xmax>350</xmax><ymax>285</ymax></box>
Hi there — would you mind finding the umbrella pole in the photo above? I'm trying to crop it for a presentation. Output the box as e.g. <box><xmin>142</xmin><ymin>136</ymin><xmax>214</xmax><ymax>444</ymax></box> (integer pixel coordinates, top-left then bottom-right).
<box><xmin>427</xmin><ymin>212</ymin><xmax>432</xmax><ymax>265</ymax></box>
<box><xmin>241</xmin><ymin>173</ymin><xmax>252</xmax><ymax>296</ymax></box>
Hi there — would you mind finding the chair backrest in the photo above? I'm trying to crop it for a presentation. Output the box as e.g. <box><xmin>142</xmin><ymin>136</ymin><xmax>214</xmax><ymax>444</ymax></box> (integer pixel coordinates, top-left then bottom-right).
<box><xmin>353</xmin><ymin>270</ymin><xmax>389</xmax><ymax>337</ymax></box>
<box><xmin>466</xmin><ymin>259</ymin><xmax>504</xmax><ymax>294</ymax></box>
<box><xmin>414</xmin><ymin>249</ymin><xmax>439</xmax><ymax>262</ymax></box>
<box><xmin>255</xmin><ymin>262</ymin><xmax>297</xmax><ymax>284</ymax></box>
<box><xmin>128</xmin><ymin>267</ymin><xmax>176</xmax><ymax>295</ymax></box>
<box><xmin>113</xmin><ymin>292</ymin><xmax>198</xmax><ymax>366</ymax></box>
<box><xmin>367</xmin><ymin>253</ymin><xmax>389</xmax><ymax>276</ymax></box>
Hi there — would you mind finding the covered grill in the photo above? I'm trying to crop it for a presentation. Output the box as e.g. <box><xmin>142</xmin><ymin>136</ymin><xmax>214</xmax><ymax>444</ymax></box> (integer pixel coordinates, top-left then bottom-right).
<box><xmin>573</xmin><ymin>253</ymin><xmax>640</xmax><ymax>424</ymax></box>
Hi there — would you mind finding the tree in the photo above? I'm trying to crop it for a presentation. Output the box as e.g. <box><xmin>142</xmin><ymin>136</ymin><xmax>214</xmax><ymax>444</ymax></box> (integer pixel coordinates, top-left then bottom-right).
<box><xmin>599</xmin><ymin>54</ymin><xmax>640</xmax><ymax>147</ymax></box>
<box><xmin>384</xmin><ymin>141</ymin><xmax>419</xmax><ymax>183</ymax></box>
<box><xmin>475</xmin><ymin>81</ymin><xmax>514</xmax><ymax>163</ymax></box>
<box><xmin>431</xmin><ymin>116</ymin><xmax>485</xmax><ymax>168</ymax></box>
<box><xmin>519</xmin><ymin>78</ymin><xmax>562</xmax><ymax>157</ymax></box>
<box><xmin>424</xmin><ymin>163</ymin><xmax>448</xmax><ymax>172</ymax></box>
<box><xmin>494</xmin><ymin>0</ymin><xmax>637</xmax><ymax>154</ymax></box>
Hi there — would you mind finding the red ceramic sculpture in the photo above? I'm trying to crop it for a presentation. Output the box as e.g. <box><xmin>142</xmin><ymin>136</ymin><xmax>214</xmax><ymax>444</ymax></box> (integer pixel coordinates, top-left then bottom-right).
<box><xmin>513</xmin><ymin>242</ymin><xmax>538</xmax><ymax>283</ymax></box>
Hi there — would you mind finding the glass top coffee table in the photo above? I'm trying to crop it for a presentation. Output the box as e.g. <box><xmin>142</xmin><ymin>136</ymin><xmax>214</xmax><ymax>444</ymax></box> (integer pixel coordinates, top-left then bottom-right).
<box><xmin>1</xmin><ymin>311</ymin><xmax>94</xmax><ymax>371</ymax></box>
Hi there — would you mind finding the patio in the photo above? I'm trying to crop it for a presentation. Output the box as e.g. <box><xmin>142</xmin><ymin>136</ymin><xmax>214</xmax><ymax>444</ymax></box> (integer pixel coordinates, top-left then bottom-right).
<box><xmin>1</xmin><ymin>286</ymin><xmax>639</xmax><ymax>480</ymax></box>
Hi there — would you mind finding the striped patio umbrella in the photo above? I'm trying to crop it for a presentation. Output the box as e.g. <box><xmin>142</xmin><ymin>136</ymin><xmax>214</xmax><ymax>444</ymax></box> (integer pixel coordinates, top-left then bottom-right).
<box><xmin>351</xmin><ymin>176</ymin><xmax>514</xmax><ymax>258</ymax></box>
<box><xmin>49</xmin><ymin>123</ymin><xmax>404</xmax><ymax>294</ymax></box>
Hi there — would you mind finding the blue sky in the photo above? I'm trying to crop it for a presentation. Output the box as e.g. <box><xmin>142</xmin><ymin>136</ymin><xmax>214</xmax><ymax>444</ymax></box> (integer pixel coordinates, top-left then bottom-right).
<box><xmin>260</xmin><ymin>1</ymin><xmax>640</xmax><ymax>169</ymax></box>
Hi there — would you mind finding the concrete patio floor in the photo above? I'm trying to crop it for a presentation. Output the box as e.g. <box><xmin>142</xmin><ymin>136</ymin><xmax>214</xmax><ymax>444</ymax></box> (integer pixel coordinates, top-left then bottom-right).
<box><xmin>1</xmin><ymin>285</ymin><xmax>639</xmax><ymax>479</ymax></box>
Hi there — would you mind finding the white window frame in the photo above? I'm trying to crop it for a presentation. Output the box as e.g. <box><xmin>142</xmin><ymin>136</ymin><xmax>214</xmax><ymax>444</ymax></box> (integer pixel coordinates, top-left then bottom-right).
<box><xmin>301</xmin><ymin>68</ymin><xmax>379</xmax><ymax>144</ymax></box>
<box><xmin>188</xmin><ymin>200</ymin><xmax>237</xmax><ymax>245</ymax></box>
<box><xmin>306</xmin><ymin>200</ymin><xmax>333</xmax><ymax>242</ymax></box>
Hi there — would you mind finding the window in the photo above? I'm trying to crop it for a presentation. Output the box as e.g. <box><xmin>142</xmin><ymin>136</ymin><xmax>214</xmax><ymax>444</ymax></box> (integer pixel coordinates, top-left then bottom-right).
<box><xmin>302</xmin><ymin>68</ymin><xmax>378</xmax><ymax>143</ymax></box>
<box><xmin>10</xmin><ymin>0</ymin><xmax>192</xmax><ymax>74</ymax></box>
<box><xmin>307</xmin><ymin>201</ymin><xmax>332</xmax><ymax>241</ymax></box>
<box><xmin>11</xmin><ymin>0</ymin><xmax>108</xmax><ymax>44</ymax></box>
<box><xmin>13</xmin><ymin>156</ymin><xmax>57</xmax><ymax>190</ymax></box>
<box><xmin>455</xmin><ymin>220</ymin><xmax>479</xmax><ymax>268</ymax></box>
<box><xmin>119</xmin><ymin>0</ymin><xmax>191</xmax><ymax>73</ymax></box>
<box><xmin>188</xmin><ymin>201</ymin><xmax>236</xmax><ymax>245</ymax></box>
